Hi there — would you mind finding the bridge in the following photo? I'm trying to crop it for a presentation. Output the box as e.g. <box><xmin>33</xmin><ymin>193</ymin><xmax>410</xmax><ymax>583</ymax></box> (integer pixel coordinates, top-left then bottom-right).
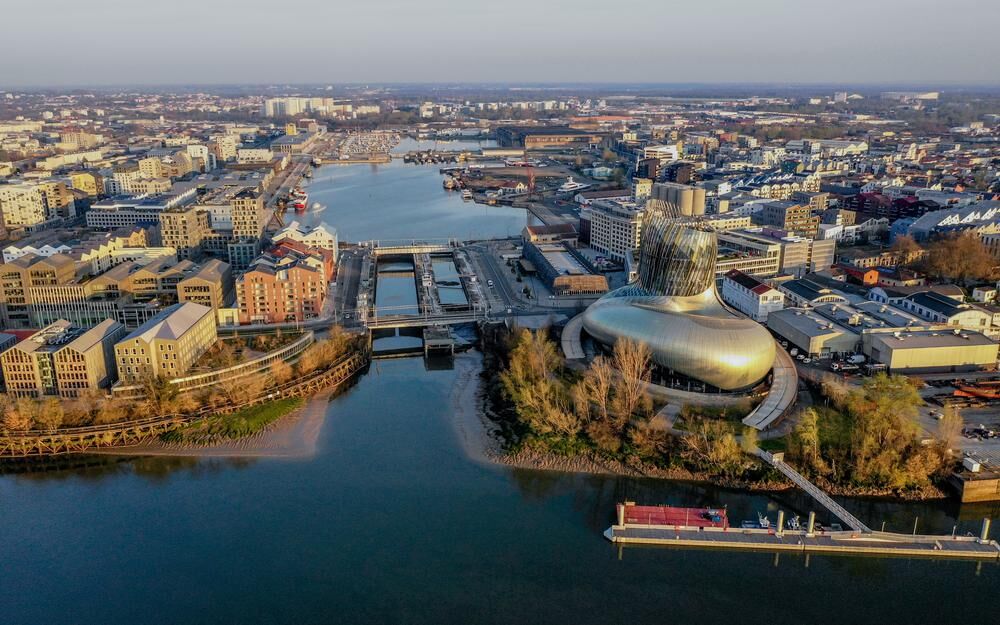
<box><xmin>756</xmin><ymin>449</ymin><xmax>871</xmax><ymax>533</ymax></box>
<box><xmin>366</xmin><ymin>307</ymin><xmax>485</xmax><ymax>329</ymax></box>
<box><xmin>364</xmin><ymin>239</ymin><xmax>458</xmax><ymax>257</ymax></box>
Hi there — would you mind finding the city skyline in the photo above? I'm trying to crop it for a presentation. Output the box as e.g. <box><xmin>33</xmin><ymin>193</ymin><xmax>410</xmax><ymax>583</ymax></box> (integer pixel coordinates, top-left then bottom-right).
<box><xmin>2</xmin><ymin>0</ymin><xmax>998</xmax><ymax>87</ymax></box>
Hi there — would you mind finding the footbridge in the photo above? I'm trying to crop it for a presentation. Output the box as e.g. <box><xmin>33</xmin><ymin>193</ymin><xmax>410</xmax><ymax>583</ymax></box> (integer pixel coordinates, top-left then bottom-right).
<box><xmin>756</xmin><ymin>449</ymin><xmax>871</xmax><ymax>533</ymax></box>
<box><xmin>366</xmin><ymin>306</ymin><xmax>486</xmax><ymax>329</ymax></box>
<box><xmin>364</xmin><ymin>239</ymin><xmax>458</xmax><ymax>257</ymax></box>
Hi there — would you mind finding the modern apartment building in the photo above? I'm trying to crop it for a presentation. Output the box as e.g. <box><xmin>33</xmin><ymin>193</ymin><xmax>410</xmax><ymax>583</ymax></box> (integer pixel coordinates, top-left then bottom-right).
<box><xmin>0</xmin><ymin>183</ymin><xmax>55</xmax><ymax>230</ymax></box>
<box><xmin>0</xmin><ymin>253</ymin><xmax>77</xmax><ymax>327</ymax></box>
<box><xmin>177</xmin><ymin>259</ymin><xmax>233</xmax><ymax>310</ymax></box>
<box><xmin>0</xmin><ymin>319</ymin><xmax>125</xmax><ymax>399</ymax></box>
<box><xmin>717</xmin><ymin>229</ymin><xmax>836</xmax><ymax>279</ymax></box>
<box><xmin>236</xmin><ymin>247</ymin><xmax>328</xmax><ymax>324</ymax></box>
<box><xmin>228</xmin><ymin>188</ymin><xmax>266</xmax><ymax>270</ymax></box>
<box><xmin>160</xmin><ymin>204</ymin><xmax>212</xmax><ymax>260</ymax></box>
<box><xmin>585</xmin><ymin>199</ymin><xmax>645</xmax><ymax>262</ymax></box>
<box><xmin>114</xmin><ymin>302</ymin><xmax>217</xmax><ymax>383</ymax></box>
<box><xmin>753</xmin><ymin>200</ymin><xmax>819</xmax><ymax>238</ymax></box>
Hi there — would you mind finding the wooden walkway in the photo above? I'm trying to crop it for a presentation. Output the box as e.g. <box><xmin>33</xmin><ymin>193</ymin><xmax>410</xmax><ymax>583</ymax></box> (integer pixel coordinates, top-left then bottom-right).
<box><xmin>756</xmin><ymin>448</ymin><xmax>871</xmax><ymax>533</ymax></box>
<box><xmin>0</xmin><ymin>352</ymin><xmax>370</xmax><ymax>458</ymax></box>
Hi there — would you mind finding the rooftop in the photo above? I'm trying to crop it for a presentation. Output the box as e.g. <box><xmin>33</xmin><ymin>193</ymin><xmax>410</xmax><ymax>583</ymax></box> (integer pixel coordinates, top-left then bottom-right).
<box><xmin>120</xmin><ymin>302</ymin><xmax>213</xmax><ymax>344</ymax></box>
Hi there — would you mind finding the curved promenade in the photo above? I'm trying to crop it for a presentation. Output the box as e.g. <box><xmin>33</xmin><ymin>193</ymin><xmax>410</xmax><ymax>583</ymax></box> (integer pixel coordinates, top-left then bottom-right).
<box><xmin>742</xmin><ymin>343</ymin><xmax>798</xmax><ymax>431</ymax></box>
<box><xmin>0</xmin><ymin>352</ymin><xmax>370</xmax><ymax>458</ymax></box>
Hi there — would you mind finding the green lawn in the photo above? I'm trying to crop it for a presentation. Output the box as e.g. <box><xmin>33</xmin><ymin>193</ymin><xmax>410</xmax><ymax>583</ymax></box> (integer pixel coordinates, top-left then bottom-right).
<box><xmin>163</xmin><ymin>398</ymin><xmax>304</xmax><ymax>443</ymax></box>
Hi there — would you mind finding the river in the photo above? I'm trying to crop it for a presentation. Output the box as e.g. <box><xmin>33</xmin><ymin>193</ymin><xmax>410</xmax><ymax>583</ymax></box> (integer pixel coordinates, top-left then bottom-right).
<box><xmin>1</xmin><ymin>144</ymin><xmax>998</xmax><ymax>624</ymax></box>
<box><xmin>297</xmin><ymin>138</ymin><xmax>528</xmax><ymax>242</ymax></box>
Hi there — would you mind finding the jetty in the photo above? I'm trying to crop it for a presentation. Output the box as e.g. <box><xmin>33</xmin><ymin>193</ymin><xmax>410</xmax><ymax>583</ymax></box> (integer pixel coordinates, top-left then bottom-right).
<box><xmin>605</xmin><ymin>502</ymin><xmax>999</xmax><ymax>561</ymax></box>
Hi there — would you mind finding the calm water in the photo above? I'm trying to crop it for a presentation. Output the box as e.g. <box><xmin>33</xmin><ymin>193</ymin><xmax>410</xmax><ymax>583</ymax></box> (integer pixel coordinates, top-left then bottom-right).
<box><xmin>1</xmin><ymin>356</ymin><xmax>997</xmax><ymax>624</ymax></box>
<box><xmin>298</xmin><ymin>138</ymin><xmax>528</xmax><ymax>242</ymax></box>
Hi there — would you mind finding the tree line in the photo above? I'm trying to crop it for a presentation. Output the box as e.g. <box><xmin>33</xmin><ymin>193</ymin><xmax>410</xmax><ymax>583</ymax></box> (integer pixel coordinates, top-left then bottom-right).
<box><xmin>0</xmin><ymin>327</ymin><xmax>354</xmax><ymax>433</ymax></box>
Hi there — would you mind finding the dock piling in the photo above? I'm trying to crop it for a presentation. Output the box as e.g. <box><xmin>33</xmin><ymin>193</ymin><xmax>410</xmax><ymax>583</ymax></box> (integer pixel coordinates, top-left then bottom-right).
<box><xmin>807</xmin><ymin>512</ymin><xmax>816</xmax><ymax>536</ymax></box>
<box><xmin>981</xmin><ymin>518</ymin><xmax>992</xmax><ymax>543</ymax></box>
<box><xmin>777</xmin><ymin>511</ymin><xmax>785</xmax><ymax>537</ymax></box>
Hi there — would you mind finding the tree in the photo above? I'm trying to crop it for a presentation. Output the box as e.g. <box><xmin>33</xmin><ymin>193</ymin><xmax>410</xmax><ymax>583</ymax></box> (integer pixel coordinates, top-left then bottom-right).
<box><xmin>891</xmin><ymin>235</ymin><xmax>923</xmax><ymax>265</ymax></box>
<box><xmin>2</xmin><ymin>399</ymin><xmax>34</xmax><ymax>432</ymax></box>
<box><xmin>921</xmin><ymin>232</ymin><xmax>997</xmax><ymax>284</ymax></box>
<box><xmin>609</xmin><ymin>338</ymin><xmax>652</xmax><ymax>427</ymax></box>
<box><xmin>270</xmin><ymin>360</ymin><xmax>294</xmax><ymax>385</ymax></box>
<box><xmin>34</xmin><ymin>398</ymin><xmax>65</xmax><ymax>430</ymax></box>
<box><xmin>847</xmin><ymin>373</ymin><xmax>924</xmax><ymax>486</ymax></box>
<box><xmin>740</xmin><ymin>426</ymin><xmax>759</xmax><ymax>455</ymax></box>
<box><xmin>936</xmin><ymin>405</ymin><xmax>963</xmax><ymax>452</ymax></box>
<box><xmin>792</xmin><ymin>407</ymin><xmax>822</xmax><ymax>471</ymax></box>
<box><xmin>682</xmin><ymin>419</ymin><xmax>749</xmax><ymax>478</ymax></box>
<box><xmin>580</xmin><ymin>355</ymin><xmax>614</xmax><ymax>425</ymax></box>
<box><xmin>499</xmin><ymin>329</ymin><xmax>577</xmax><ymax>436</ymax></box>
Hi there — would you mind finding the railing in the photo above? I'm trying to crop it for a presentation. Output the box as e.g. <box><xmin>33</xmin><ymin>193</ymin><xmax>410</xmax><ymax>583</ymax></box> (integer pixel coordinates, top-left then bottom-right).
<box><xmin>112</xmin><ymin>331</ymin><xmax>316</xmax><ymax>398</ymax></box>
<box><xmin>757</xmin><ymin>449</ymin><xmax>871</xmax><ymax>533</ymax></box>
<box><xmin>0</xmin><ymin>350</ymin><xmax>371</xmax><ymax>457</ymax></box>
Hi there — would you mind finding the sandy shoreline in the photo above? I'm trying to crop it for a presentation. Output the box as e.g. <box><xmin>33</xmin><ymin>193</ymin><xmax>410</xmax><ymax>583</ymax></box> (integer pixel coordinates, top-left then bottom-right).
<box><xmin>90</xmin><ymin>391</ymin><xmax>333</xmax><ymax>459</ymax></box>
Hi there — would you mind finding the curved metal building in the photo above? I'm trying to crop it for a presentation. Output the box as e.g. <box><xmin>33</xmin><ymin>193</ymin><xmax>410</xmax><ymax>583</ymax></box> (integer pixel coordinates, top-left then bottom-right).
<box><xmin>582</xmin><ymin>201</ymin><xmax>776</xmax><ymax>391</ymax></box>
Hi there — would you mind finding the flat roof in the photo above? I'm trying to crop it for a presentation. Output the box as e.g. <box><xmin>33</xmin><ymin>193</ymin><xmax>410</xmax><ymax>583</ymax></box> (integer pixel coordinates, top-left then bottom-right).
<box><xmin>870</xmin><ymin>330</ymin><xmax>998</xmax><ymax>350</ymax></box>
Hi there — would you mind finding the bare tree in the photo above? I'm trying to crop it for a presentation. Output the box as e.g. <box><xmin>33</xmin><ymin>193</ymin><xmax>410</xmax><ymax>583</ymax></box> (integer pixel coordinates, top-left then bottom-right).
<box><xmin>936</xmin><ymin>405</ymin><xmax>963</xmax><ymax>452</ymax></box>
<box><xmin>609</xmin><ymin>338</ymin><xmax>652</xmax><ymax>427</ymax></box>
<box><xmin>581</xmin><ymin>355</ymin><xmax>614</xmax><ymax>424</ymax></box>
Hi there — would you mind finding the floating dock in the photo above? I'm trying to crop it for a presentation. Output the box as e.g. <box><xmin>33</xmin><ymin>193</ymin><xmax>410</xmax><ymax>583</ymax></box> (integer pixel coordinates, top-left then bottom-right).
<box><xmin>606</xmin><ymin>503</ymin><xmax>1000</xmax><ymax>561</ymax></box>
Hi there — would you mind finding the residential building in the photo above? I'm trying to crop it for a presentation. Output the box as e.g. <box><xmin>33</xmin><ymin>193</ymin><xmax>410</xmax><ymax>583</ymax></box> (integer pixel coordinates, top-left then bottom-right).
<box><xmin>586</xmin><ymin>199</ymin><xmax>645</xmax><ymax>262</ymax></box>
<box><xmin>160</xmin><ymin>204</ymin><xmax>212</xmax><ymax>260</ymax></box>
<box><xmin>0</xmin><ymin>319</ymin><xmax>125</xmax><ymax>398</ymax></box>
<box><xmin>236</xmin><ymin>247</ymin><xmax>329</xmax><ymax>324</ymax></box>
<box><xmin>272</xmin><ymin>220</ymin><xmax>339</xmax><ymax>253</ymax></box>
<box><xmin>754</xmin><ymin>200</ymin><xmax>819</xmax><ymax>238</ymax></box>
<box><xmin>176</xmin><ymin>259</ymin><xmax>233</xmax><ymax>310</ymax></box>
<box><xmin>228</xmin><ymin>189</ymin><xmax>266</xmax><ymax>270</ymax></box>
<box><xmin>114</xmin><ymin>302</ymin><xmax>217</xmax><ymax>383</ymax></box>
<box><xmin>717</xmin><ymin>229</ymin><xmax>836</xmax><ymax>278</ymax></box>
<box><xmin>721</xmin><ymin>270</ymin><xmax>785</xmax><ymax>321</ymax></box>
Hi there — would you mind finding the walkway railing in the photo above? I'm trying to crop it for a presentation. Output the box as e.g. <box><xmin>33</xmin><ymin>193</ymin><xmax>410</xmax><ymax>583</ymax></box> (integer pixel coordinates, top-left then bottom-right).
<box><xmin>756</xmin><ymin>448</ymin><xmax>871</xmax><ymax>533</ymax></box>
<box><xmin>0</xmin><ymin>351</ymin><xmax>370</xmax><ymax>458</ymax></box>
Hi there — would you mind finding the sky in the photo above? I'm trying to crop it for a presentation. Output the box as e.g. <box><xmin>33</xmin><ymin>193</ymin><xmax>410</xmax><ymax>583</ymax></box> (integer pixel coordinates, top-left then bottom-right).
<box><xmin>1</xmin><ymin>0</ymin><xmax>997</xmax><ymax>87</ymax></box>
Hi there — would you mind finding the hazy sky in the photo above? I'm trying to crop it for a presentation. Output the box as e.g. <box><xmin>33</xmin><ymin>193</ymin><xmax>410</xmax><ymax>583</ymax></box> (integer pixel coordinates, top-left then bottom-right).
<box><xmin>1</xmin><ymin>0</ymin><xmax>997</xmax><ymax>87</ymax></box>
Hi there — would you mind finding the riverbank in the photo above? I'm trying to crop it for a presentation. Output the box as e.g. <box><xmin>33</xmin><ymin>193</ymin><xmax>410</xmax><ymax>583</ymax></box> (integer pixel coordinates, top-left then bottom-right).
<box><xmin>89</xmin><ymin>391</ymin><xmax>332</xmax><ymax>459</ymax></box>
<box><xmin>462</xmin><ymin>344</ymin><xmax>954</xmax><ymax>502</ymax></box>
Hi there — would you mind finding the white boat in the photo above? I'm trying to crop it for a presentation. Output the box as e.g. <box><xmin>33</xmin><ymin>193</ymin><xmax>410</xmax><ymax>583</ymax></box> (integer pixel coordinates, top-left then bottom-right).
<box><xmin>462</xmin><ymin>190</ymin><xmax>473</xmax><ymax>201</ymax></box>
<box><xmin>558</xmin><ymin>176</ymin><xmax>590</xmax><ymax>193</ymax></box>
